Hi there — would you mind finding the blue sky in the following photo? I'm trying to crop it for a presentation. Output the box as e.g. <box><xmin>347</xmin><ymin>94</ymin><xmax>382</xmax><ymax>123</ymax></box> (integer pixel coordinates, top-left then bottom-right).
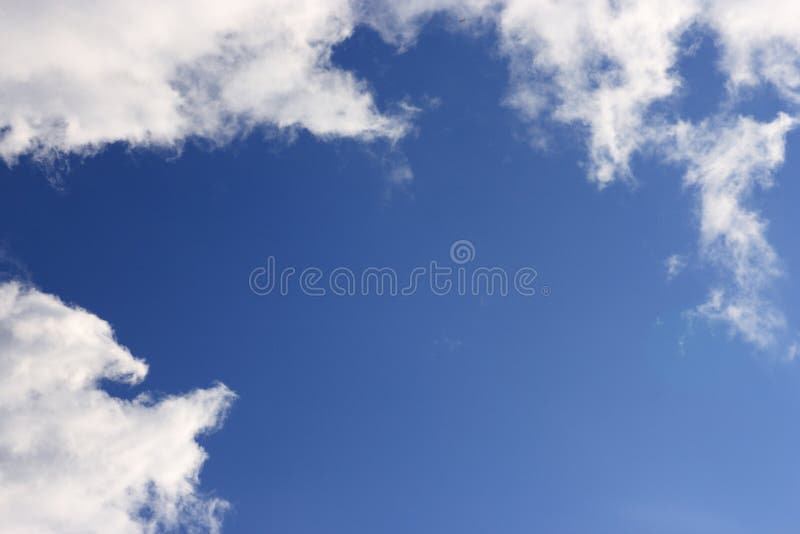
<box><xmin>2</xmin><ymin>2</ymin><xmax>800</xmax><ymax>533</ymax></box>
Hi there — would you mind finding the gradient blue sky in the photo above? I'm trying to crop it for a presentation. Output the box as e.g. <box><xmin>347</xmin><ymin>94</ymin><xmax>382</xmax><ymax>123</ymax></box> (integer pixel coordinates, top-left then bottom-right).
<box><xmin>3</xmin><ymin>8</ymin><xmax>800</xmax><ymax>534</ymax></box>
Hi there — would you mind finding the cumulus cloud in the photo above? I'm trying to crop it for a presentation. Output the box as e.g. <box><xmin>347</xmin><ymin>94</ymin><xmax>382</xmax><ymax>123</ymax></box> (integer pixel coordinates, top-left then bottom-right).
<box><xmin>0</xmin><ymin>0</ymin><xmax>410</xmax><ymax>164</ymax></box>
<box><xmin>0</xmin><ymin>282</ymin><xmax>234</xmax><ymax>533</ymax></box>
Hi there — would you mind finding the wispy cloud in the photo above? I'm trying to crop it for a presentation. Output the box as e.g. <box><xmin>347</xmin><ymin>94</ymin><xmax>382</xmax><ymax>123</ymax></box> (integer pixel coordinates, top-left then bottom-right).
<box><xmin>368</xmin><ymin>0</ymin><xmax>800</xmax><ymax>352</ymax></box>
<box><xmin>666</xmin><ymin>114</ymin><xmax>795</xmax><ymax>347</ymax></box>
<box><xmin>434</xmin><ymin>335</ymin><xmax>464</xmax><ymax>353</ymax></box>
<box><xmin>665</xmin><ymin>254</ymin><xmax>688</xmax><ymax>280</ymax></box>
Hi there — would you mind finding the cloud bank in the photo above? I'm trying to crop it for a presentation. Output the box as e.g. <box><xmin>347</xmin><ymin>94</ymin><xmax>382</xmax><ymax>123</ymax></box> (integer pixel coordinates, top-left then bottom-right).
<box><xmin>0</xmin><ymin>282</ymin><xmax>234</xmax><ymax>533</ymax></box>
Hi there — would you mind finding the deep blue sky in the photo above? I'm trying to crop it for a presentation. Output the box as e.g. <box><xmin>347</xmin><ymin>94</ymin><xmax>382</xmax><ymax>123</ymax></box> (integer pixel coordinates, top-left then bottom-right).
<box><xmin>3</xmin><ymin>20</ymin><xmax>800</xmax><ymax>534</ymax></box>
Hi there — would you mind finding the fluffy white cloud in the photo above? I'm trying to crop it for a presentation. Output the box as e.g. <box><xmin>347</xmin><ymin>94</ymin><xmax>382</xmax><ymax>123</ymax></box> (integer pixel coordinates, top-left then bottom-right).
<box><xmin>0</xmin><ymin>282</ymin><xmax>234</xmax><ymax>533</ymax></box>
<box><xmin>0</xmin><ymin>0</ymin><xmax>410</xmax><ymax>164</ymax></box>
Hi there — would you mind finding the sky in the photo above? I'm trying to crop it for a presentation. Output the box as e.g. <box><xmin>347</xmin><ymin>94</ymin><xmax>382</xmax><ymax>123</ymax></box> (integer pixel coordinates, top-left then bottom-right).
<box><xmin>2</xmin><ymin>1</ymin><xmax>800</xmax><ymax>533</ymax></box>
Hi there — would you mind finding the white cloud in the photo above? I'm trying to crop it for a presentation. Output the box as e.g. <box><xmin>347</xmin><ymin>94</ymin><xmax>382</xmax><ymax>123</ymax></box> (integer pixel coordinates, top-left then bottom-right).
<box><xmin>0</xmin><ymin>0</ymin><xmax>410</xmax><ymax>165</ymax></box>
<box><xmin>497</xmin><ymin>0</ymin><xmax>698</xmax><ymax>185</ymax></box>
<box><xmin>705</xmin><ymin>0</ymin><xmax>800</xmax><ymax>102</ymax></box>
<box><xmin>665</xmin><ymin>254</ymin><xmax>687</xmax><ymax>280</ymax></box>
<box><xmin>666</xmin><ymin>113</ymin><xmax>796</xmax><ymax>347</ymax></box>
<box><xmin>0</xmin><ymin>282</ymin><xmax>234</xmax><ymax>533</ymax></box>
